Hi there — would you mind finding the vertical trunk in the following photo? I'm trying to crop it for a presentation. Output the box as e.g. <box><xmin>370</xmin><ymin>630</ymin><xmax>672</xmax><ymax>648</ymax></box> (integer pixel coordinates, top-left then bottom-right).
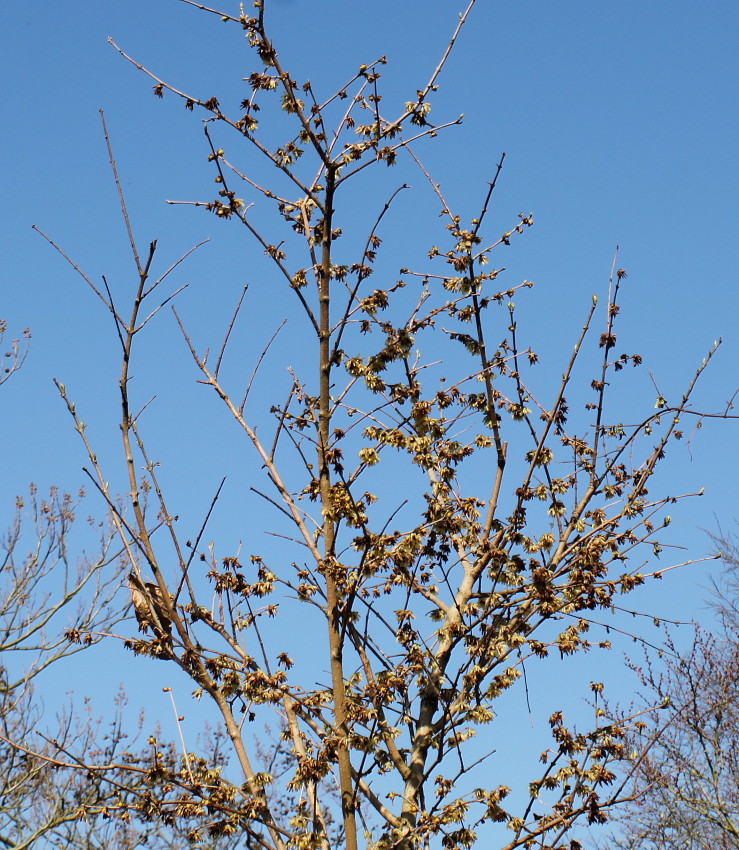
<box><xmin>318</xmin><ymin>168</ymin><xmax>359</xmax><ymax>850</ymax></box>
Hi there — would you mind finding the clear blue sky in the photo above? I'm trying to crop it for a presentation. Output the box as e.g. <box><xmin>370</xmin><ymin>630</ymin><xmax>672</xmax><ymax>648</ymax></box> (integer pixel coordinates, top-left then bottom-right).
<box><xmin>2</xmin><ymin>0</ymin><xmax>738</xmax><ymax>842</ymax></box>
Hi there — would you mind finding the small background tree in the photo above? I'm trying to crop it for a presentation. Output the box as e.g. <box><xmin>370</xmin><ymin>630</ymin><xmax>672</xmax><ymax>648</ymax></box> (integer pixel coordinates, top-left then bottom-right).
<box><xmin>0</xmin><ymin>323</ymin><xmax>131</xmax><ymax>848</ymax></box>
<box><xmin>602</xmin><ymin>528</ymin><xmax>739</xmax><ymax>850</ymax></box>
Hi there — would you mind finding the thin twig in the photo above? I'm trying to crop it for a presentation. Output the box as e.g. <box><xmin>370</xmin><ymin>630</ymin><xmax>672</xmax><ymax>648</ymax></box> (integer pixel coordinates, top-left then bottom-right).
<box><xmin>100</xmin><ymin>110</ymin><xmax>141</xmax><ymax>274</ymax></box>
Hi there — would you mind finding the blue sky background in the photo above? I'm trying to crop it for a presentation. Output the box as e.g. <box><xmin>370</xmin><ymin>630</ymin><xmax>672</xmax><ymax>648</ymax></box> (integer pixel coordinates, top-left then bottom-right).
<box><xmin>2</xmin><ymin>0</ymin><xmax>739</xmax><ymax>843</ymax></box>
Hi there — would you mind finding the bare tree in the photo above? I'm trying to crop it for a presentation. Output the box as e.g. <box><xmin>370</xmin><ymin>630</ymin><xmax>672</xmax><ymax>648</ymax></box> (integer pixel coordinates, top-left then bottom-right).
<box><xmin>0</xmin><ymin>324</ymin><xmax>130</xmax><ymax>846</ymax></box>
<box><xmin>0</xmin><ymin>331</ymin><xmax>211</xmax><ymax>849</ymax></box>
<box><xmin>19</xmin><ymin>2</ymin><xmax>735</xmax><ymax>849</ymax></box>
<box><xmin>601</xmin><ymin>529</ymin><xmax>739</xmax><ymax>850</ymax></box>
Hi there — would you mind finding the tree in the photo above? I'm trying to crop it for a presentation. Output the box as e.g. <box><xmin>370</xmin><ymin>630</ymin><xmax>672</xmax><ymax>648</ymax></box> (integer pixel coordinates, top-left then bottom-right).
<box><xmin>602</xmin><ymin>529</ymin><xmax>739</xmax><ymax>850</ymax></box>
<box><xmin>17</xmin><ymin>1</ymin><xmax>733</xmax><ymax>848</ymax></box>
<box><xmin>0</xmin><ymin>324</ymin><xmax>127</xmax><ymax>848</ymax></box>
